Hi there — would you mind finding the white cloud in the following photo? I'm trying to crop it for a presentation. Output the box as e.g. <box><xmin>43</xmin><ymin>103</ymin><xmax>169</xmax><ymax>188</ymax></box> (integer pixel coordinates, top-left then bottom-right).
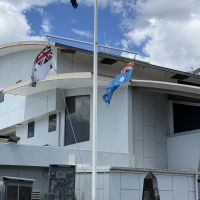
<box><xmin>0</xmin><ymin>0</ymin><xmax>64</xmax><ymax>44</ymax></box>
<box><xmin>37</xmin><ymin>8</ymin><xmax>52</xmax><ymax>34</ymax></box>
<box><xmin>0</xmin><ymin>2</ymin><xmax>42</xmax><ymax>44</ymax></box>
<box><xmin>120</xmin><ymin>0</ymin><xmax>200</xmax><ymax>71</ymax></box>
<box><xmin>72</xmin><ymin>29</ymin><xmax>93</xmax><ymax>38</ymax></box>
<box><xmin>1</xmin><ymin>0</ymin><xmax>200</xmax><ymax>71</ymax></box>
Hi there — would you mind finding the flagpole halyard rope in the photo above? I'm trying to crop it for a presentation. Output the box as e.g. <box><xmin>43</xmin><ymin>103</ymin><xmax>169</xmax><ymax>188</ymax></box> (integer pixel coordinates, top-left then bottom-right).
<box><xmin>60</xmin><ymin>89</ymin><xmax>86</xmax><ymax>172</ymax></box>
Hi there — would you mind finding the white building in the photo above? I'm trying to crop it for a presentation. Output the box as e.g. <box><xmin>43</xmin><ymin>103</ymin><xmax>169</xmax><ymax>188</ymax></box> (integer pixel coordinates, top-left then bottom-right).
<box><xmin>0</xmin><ymin>41</ymin><xmax>199</xmax><ymax>199</ymax></box>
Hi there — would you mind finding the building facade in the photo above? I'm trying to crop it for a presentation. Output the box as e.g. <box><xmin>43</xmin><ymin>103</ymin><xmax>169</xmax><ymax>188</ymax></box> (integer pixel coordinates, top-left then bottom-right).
<box><xmin>0</xmin><ymin>41</ymin><xmax>199</xmax><ymax>199</ymax></box>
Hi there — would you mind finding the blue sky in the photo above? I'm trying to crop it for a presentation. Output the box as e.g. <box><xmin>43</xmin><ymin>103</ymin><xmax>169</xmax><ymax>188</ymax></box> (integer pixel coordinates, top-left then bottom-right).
<box><xmin>25</xmin><ymin>2</ymin><xmax>124</xmax><ymax>48</ymax></box>
<box><xmin>1</xmin><ymin>0</ymin><xmax>200</xmax><ymax>72</ymax></box>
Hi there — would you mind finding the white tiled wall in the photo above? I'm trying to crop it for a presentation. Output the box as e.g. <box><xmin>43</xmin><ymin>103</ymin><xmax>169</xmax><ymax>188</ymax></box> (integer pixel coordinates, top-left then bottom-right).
<box><xmin>132</xmin><ymin>90</ymin><xmax>169</xmax><ymax>168</ymax></box>
<box><xmin>110</xmin><ymin>172</ymin><xmax>196</xmax><ymax>200</ymax></box>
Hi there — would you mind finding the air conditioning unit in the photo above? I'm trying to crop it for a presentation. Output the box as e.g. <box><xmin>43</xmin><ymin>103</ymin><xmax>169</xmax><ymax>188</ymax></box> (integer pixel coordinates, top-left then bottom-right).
<box><xmin>32</xmin><ymin>189</ymin><xmax>41</xmax><ymax>200</ymax></box>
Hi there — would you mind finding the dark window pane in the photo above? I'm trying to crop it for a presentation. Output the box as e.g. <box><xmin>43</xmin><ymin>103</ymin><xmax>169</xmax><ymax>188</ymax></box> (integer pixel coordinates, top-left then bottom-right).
<box><xmin>28</xmin><ymin>121</ymin><xmax>34</xmax><ymax>138</ymax></box>
<box><xmin>0</xmin><ymin>91</ymin><xmax>4</xmax><ymax>103</ymax></box>
<box><xmin>5</xmin><ymin>185</ymin><xmax>18</xmax><ymax>200</ymax></box>
<box><xmin>65</xmin><ymin>95</ymin><xmax>90</xmax><ymax>145</ymax></box>
<box><xmin>173</xmin><ymin>103</ymin><xmax>200</xmax><ymax>133</ymax></box>
<box><xmin>19</xmin><ymin>186</ymin><xmax>32</xmax><ymax>200</ymax></box>
<box><xmin>67</xmin><ymin>96</ymin><xmax>75</xmax><ymax>114</ymax></box>
<box><xmin>49</xmin><ymin>114</ymin><xmax>57</xmax><ymax>132</ymax></box>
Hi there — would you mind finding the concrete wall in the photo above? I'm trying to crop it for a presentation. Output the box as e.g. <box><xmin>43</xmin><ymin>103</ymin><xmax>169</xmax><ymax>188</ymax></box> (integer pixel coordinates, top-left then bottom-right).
<box><xmin>132</xmin><ymin>90</ymin><xmax>169</xmax><ymax>168</ymax></box>
<box><xmin>0</xmin><ymin>48</ymin><xmax>57</xmax><ymax>131</ymax></box>
<box><xmin>168</xmin><ymin>131</ymin><xmax>200</xmax><ymax>171</ymax></box>
<box><xmin>0</xmin><ymin>94</ymin><xmax>26</xmax><ymax>130</ymax></box>
<box><xmin>75</xmin><ymin>170</ymin><xmax>197</xmax><ymax>200</ymax></box>
<box><xmin>16</xmin><ymin>114</ymin><xmax>59</xmax><ymax>146</ymax></box>
<box><xmin>57</xmin><ymin>86</ymin><xmax>129</xmax><ymax>155</ymax></box>
<box><xmin>24</xmin><ymin>89</ymin><xmax>57</xmax><ymax>120</ymax></box>
<box><xmin>0</xmin><ymin>143</ymin><xmax>129</xmax><ymax>167</ymax></box>
<box><xmin>0</xmin><ymin>166</ymin><xmax>196</xmax><ymax>200</ymax></box>
<box><xmin>0</xmin><ymin>166</ymin><xmax>49</xmax><ymax>196</ymax></box>
<box><xmin>75</xmin><ymin>172</ymin><xmax>110</xmax><ymax>200</ymax></box>
<box><xmin>0</xmin><ymin>49</ymin><xmax>57</xmax><ymax>89</ymax></box>
<box><xmin>109</xmin><ymin>171</ymin><xmax>196</xmax><ymax>200</ymax></box>
<box><xmin>57</xmin><ymin>50</ymin><xmax>92</xmax><ymax>73</ymax></box>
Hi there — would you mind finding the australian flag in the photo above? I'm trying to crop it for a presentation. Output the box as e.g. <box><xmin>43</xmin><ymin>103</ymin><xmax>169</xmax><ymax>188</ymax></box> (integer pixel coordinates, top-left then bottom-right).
<box><xmin>102</xmin><ymin>62</ymin><xmax>134</xmax><ymax>104</ymax></box>
<box><xmin>31</xmin><ymin>46</ymin><xmax>56</xmax><ymax>87</ymax></box>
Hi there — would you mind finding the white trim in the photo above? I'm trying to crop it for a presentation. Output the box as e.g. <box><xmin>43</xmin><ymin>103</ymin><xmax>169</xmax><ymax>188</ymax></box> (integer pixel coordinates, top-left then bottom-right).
<box><xmin>131</xmin><ymin>79</ymin><xmax>200</xmax><ymax>96</ymax></box>
<box><xmin>3</xmin><ymin>73</ymin><xmax>112</xmax><ymax>96</ymax></box>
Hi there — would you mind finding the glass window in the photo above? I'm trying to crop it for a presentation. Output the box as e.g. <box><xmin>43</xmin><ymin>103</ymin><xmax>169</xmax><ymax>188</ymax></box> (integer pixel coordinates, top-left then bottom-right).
<box><xmin>49</xmin><ymin>114</ymin><xmax>57</xmax><ymax>132</ymax></box>
<box><xmin>65</xmin><ymin>95</ymin><xmax>90</xmax><ymax>145</ymax></box>
<box><xmin>19</xmin><ymin>186</ymin><xmax>32</xmax><ymax>200</ymax></box>
<box><xmin>173</xmin><ymin>103</ymin><xmax>200</xmax><ymax>133</ymax></box>
<box><xmin>5</xmin><ymin>185</ymin><xmax>18</xmax><ymax>200</ymax></box>
<box><xmin>0</xmin><ymin>91</ymin><xmax>4</xmax><ymax>103</ymax></box>
<box><xmin>28</xmin><ymin>121</ymin><xmax>34</xmax><ymax>138</ymax></box>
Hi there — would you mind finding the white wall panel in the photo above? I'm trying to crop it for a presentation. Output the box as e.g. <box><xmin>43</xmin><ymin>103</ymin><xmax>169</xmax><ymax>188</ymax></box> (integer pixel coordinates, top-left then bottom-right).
<box><xmin>157</xmin><ymin>143</ymin><xmax>168</xmax><ymax>168</ymax></box>
<box><xmin>121</xmin><ymin>190</ymin><xmax>139</xmax><ymax>200</ymax></box>
<box><xmin>133</xmin><ymin>109</ymin><xmax>143</xmax><ymax>140</ymax></box>
<box><xmin>173</xmin><ymin>176</ymin><xmax>188</xmax><ymax>200</ymax></box>
<box><xmin>132</xmin><ymin>90</ymin><xmax>168</xmax><ymax>169</ymax></box>
<box><xmin>144</xmin><ymin>126</ymin><xmax>156</xmax><ymax>157</ymax></box>
<box><xmin>168</xmin><ymin>131</ymin><xmax>200</xmax><ymax>170</ymax></box>
<box><xmin>121</xmin><ymin>173</ymin><xmax>139</xmax><ymax>190</ymax></box>
<box><xmin>134</xmin><ymin>140</ymin><xmax>144</xmax><ymax>167</ymax></box>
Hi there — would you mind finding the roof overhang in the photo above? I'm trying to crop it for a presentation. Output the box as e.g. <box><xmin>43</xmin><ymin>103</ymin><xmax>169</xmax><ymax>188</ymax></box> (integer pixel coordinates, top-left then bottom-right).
<box><xmin>3</xmin><ymin>72</ymin><xmax>111</xmax><ymax>96</ymax></box>
<box><xmin>0</xmin><ymin>41</ymin><xmax>56</xmax><ymax>57</ymax></box>
<box><xmin>131</xmin><ymin>79</ymin><xmax>200</xmax><ymax>99</ymax></box>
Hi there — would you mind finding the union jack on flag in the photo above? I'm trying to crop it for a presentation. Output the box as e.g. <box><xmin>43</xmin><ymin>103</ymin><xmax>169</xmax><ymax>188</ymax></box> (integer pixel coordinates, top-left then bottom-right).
<box><xmin>34</xmin><ymin>46</ymin><xmax>53</xmax><ymax>67</ymax></box>
<box><xmin>121</xmin><ymin>61</ymin><xmax>134</xmax><ymax>74</ymax></box>
<box><xmin>31</xmin><ymin>45</ymin><xmax>56</xmax><ymax>87</ymax></box>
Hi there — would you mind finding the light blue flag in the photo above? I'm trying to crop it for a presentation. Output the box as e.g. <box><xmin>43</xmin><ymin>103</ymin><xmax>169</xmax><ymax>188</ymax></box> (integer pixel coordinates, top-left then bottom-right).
<box><xmin>102</xmin><ymin>64</ymin><xmax>133</xmax><ymax>104</ymax></box>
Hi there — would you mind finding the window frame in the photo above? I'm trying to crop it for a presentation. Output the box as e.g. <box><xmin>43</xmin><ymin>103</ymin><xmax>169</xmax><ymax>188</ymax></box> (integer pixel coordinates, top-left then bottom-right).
<box><xmin>64</xmin><ymin>94</ymin><xmax>90</xmax><ymax>146</ymax></box>
<box><xmin>28</xmin><ymin>121</ymin><xmax>35</xmax><ymax>138</ymax></box>
<box><xmin>171</xmin><ymin>100</ymin><xmax>200</xmax><ymax>136</ymax></box>
<box><xmin>48</xmin><ymin>114</ymin><xmax>57</xmax><ymax>133</ymax></box>
<box><xmin>0</xmin><ymin>90</ymin><xmax>4</xmax><ymax>103</ymax></box>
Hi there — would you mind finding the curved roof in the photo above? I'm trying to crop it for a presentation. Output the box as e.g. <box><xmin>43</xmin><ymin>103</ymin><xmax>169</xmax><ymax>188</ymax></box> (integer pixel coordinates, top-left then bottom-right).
<box><xmin>3</xmin><ymin>72</ymin><xmax>110</xmax><ymax>96</ymax></box>
<box><xmin>0</xmin><ymin>40</ymin><xmax>199</xmax><ymax>88</ymax></box>
<box><xmin>0</xmin><ymin>41</ymin><xmax>55</xmax><ymax>57</ymax></box>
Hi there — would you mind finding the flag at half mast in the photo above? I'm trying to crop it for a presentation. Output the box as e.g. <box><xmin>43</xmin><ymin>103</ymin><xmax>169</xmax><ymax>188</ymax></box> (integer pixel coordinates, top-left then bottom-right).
<box><xmin>31</xmin><ymin>46</ymin><xmax>56</xmax><ymax>87</ymax></box>
<box><xmin>102</xmin><ymin>61</ymin><xmax>134</xmax><ymax>104</ymax></box>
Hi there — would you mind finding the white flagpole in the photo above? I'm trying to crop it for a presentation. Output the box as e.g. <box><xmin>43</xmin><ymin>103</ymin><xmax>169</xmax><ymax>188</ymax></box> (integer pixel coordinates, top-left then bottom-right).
<box><xmin>92</xmin><ymin>0</ymin><xmax>98</xmax><ymax>199</ymax></box>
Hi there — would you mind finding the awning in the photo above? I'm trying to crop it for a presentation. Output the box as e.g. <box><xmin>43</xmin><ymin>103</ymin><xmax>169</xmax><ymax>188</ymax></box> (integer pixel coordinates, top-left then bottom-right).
<box><xmin>3</xmin><ymin>72</ymin><xmax>111</xmax><ymax>96</ymax></box>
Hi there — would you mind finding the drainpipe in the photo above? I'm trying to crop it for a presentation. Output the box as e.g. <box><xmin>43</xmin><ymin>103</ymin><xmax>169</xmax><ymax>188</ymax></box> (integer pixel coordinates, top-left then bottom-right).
<box><xmin>195</xmin><ymin>171</ymin><xmax>199</xmax><ymax>200</ymax></box>
<box><xmin>57</xmin><ymin>111</ymin><xmax>61</xmax><ymax>147</ymax></box>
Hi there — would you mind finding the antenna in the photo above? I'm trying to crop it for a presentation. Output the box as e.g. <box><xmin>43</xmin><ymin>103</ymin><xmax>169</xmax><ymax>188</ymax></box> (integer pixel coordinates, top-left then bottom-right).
<box><xmin>100</xmin><ymin>32</ymin><xmax>111</xmax><ymax>53</ymax></box>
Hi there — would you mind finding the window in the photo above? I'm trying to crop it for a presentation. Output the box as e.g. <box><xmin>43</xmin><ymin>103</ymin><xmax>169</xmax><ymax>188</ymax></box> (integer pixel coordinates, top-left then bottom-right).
<box><xmin>49</xmin><ymin>114</ymin><xmax>57</xmax><ymax>132</ymax></box>
<box><xmin>0</xmin><ymin>91</ymin><xmax>4</xmax><ymax>103</ymax></box>
<box><xmin>173</xmin><ymin>103</ymin><xmax>200</xmax><ymax>133</ymax></box>
<box><xmin>65</xmin><ymin>95</ymin><xmax>90</xmax><ymax>145</ymax></box>
<box><xmin>28</xmin><ymin>122</ymin><xmax>34</xmax><ymax>138</ymax></box>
